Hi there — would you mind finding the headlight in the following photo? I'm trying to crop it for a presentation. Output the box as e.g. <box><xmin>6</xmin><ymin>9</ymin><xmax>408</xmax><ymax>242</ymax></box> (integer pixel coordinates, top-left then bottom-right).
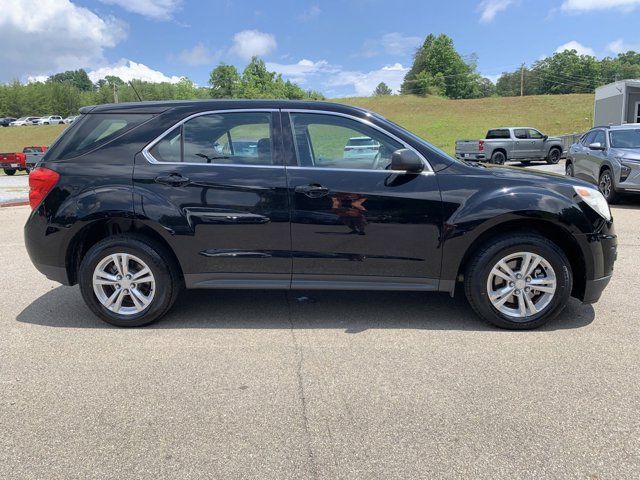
<box><xmin>573</xmin><ymin>186</ymin><xmax>611</xmax><ymax>221</ymax></box>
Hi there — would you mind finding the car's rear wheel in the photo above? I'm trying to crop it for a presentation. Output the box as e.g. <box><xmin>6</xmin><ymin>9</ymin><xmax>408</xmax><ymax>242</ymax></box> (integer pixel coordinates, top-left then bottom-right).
<box><xmin>490</xmin><ymin>151</ymin><xmax>506</xmax><ymax>165</ymax></box>
<box><xmin>565</xmin><ymin>161</ymin><xmax>574</xmax><ymax>177</ymax></box>
<box><xmin>79</xmin><ymin>235</ymin><xmax>181</xmax><ymax>327</ymax></box>
<box><xmin>3</xmin><ymin>169</ymin><xmax>15</xmax><ymax>176</ymax></box>
<box><xmin>598</xmin><ymin>168</ymin><xmax>619</xmax><ymax>204</ymax></box>
<box><xmin>547</xmin><ymin>148</ymin><xmax>561</xmax><ymax>164</ymax></box>
<box><xmin>464</xmin><ymin>234</ymin><xmax>572</xmax><ymax>329</ymax></box>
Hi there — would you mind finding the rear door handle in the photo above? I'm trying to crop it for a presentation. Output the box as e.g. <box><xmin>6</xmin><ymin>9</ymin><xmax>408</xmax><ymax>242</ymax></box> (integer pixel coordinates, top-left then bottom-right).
<box><xmin>295</xmin><ymin>184</ymin><xmax>329</xmax><ymax>198</ymax></box>
<box><xmin>155</xmin><ymin>173</ymin><xmax>190</xmax><ymax>187</ymax></box>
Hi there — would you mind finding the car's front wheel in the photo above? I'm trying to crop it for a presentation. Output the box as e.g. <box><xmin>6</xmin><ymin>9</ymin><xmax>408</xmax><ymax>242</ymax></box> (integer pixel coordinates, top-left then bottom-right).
<box><xmin>598</xmin><ymin>168</ymin><xmax>619</xmax><ymax>204</ymax></box>
<box><xmin>464</xmin><ymin>234</ymin><xmax>572</xmax><ymax>329</ymax></box>
<box><xmin>79</xmin><ymin>235</ymin><xmax>181</xmax><ymax>327</ymax></box>
<box><xmin>565</xmin><ymin>161</ymin><xmax>574</xmax><ymax>177</ymax></box>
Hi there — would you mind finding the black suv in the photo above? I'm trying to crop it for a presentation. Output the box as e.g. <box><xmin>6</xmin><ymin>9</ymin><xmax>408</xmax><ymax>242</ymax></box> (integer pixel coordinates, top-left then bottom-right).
<box><xmin>25</xmin><ymin>100</ymin><xmax>617</xmax><ymax>329</ymax></box>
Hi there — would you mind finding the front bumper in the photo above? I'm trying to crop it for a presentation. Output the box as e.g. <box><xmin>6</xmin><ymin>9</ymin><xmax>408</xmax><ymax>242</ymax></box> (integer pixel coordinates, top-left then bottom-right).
<box><xmin>582</xmin><ymin>275</ymin><xmax>612</xmax><ymax>304</ymax></box>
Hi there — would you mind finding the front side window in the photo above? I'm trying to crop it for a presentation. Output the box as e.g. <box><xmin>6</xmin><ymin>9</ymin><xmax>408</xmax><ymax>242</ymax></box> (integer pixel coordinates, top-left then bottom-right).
<box><xmin>582</xmin><ymin>131</ymin><xmax>596</xmax><ymax>146</ymax></box>
<box><xmin>593</xmin><ymin>130</ymin><xmax>606</xmax><ymax>147</ymax></box>
<box><xmin>528</xmin><ymin>129</ymin><xmax>543</xmax><ymax>139</ymax></box>
<box><xmin>514</xmin><ymin>129</ymin><xmax>528</xmax><ymax>139</ymax></box>
<box><xmin>289</xmin><ymin>112</ymin><xmax>403</xmax><ymax>170</ymax></box>
<box><xmin>149</xmin><ymin>112</ymin><xmax>273</xmax><ymax>165</ymax></box>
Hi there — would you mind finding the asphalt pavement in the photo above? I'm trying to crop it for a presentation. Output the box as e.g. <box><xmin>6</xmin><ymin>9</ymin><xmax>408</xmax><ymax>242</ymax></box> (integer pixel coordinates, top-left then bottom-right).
<box><xmin>1</xmin><ymin>201</ymin><xmax>639</xmax><ymax>479</ymax></box>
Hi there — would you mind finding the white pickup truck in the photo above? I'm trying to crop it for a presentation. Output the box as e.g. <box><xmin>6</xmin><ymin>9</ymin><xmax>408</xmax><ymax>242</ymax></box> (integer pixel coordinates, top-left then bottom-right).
<box><xmin>455</xmin><ymin>127</ymin><xmax>564</xmax><ymax>165</ymax></box>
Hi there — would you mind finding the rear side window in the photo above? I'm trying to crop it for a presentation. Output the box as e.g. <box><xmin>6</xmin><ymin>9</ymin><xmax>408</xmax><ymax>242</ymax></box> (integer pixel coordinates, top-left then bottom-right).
<box><xmin>47</xmin><ymin>113</ymin><xmax>152</xmax><ymax>160</ymax></box>
<box><xmin>486</xmin><ymin>129</ymin><xmax>510</xmax><ymax>139</ymax></box>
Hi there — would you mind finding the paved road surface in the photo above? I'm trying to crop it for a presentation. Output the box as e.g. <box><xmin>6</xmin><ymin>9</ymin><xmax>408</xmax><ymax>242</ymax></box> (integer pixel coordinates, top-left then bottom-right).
<box><xmin>1</xmin><ymin>203</ymin><xmax>639</xmax><ymax>479</ymax></box>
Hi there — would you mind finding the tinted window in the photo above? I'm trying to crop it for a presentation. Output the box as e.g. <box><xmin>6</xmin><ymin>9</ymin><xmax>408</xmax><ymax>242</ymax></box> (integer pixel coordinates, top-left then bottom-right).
<box><xmin>593</xmin><ymin>130</ymin><xmax>606</xmax><ymax>146</ymax></box>
<box><xmin>150</xmin><ymin>112</ymin><xmax>274</xmax><ymax>165</ymax></box>
<box><xmin>289</xmin><ymin>113</ymin><xmax>403</xmax><ymax>170</ymax></box>
<box><xmin>582</xmin><ymin>131</ymin><xmax>596</xmax><ymax>146</ymax></box>
<box><xmin>486</xmin><ymin>129</ymin><xmax>510</xmax><ymax>139</ymax></box>
<box><xmin>48</xmin><ymin>113</ymin><xmax>152</xmax><ymax>159</ymax></box>
<box><xmin>609</xmin><ymin>129</ymin><xmax>640</xmax><ymax>148</ymax></box>
<box><xmin>514</xmin><ymin>129</ymin><xmax>528</xmax><ymax>139</ymax></box>
<box><xmin>528</xmin><ymin>129</ymin><xmax>543</xmax><ymax>139</ymax></box>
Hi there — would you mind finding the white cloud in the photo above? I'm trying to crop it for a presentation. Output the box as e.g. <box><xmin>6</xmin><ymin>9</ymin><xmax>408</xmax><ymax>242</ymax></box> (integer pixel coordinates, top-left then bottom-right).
<box><xmin>483</xmin><ymin>74</ymin><xmax>501</xmax><ymax>84</ymax></box>
<box><xmin>607</xmin><ymin>38</ymin><xmax>640</xmax><ymax>54</ymax></box>
<box><xmin>298</xmin><ymin>4</ymin><xmax>321</xmax><ymax>21</ymax></box>
<box><xmin>99</xmin><ymin>0</ymin><xmax>182</xmax><ymax>20</ymax></box>
<box><xmin>327</xmin><ymin>63</ymin><xmax>409</xmax><ymax>97</ymax></box>
<box><xmin>266</xmin><ymin>59</ymin><xmax>337</xmax><ymax>84</ymax></box>
<box><xmin>0</xmin><ymin>0</ymin><xmax>125</xmax><ymax>82</ymax></box>
<box><xmin>555</xmin><ymin>40</ymin><xmax>595</xmax><ymax>56</ymax></box>
<box><xmin>87</xmin><ymin>59</ymin><xmax>182</xmax><ymax>83</ymax></box>
<box><xmin>561</xmin><ymin>0</ymin><xmax>640</xmax><ymax>12</ymax></box>
<box><xmin>230</xmin><ymin>30</ymin><xmax>277</xmax><ymax>60</ymax></box>
<box><xmin>363</xmin><ymin>33</ymin><xmax>422</xmax><ymax>57</ymax></box>
<box><xmin>178</xmin><ymin>43</ymin><xmax>219</xmax><ymax>66</ymax></box>
<box><xmin>477</xmin><ymin>0</ymin><xmax>515</xmax><ymax>23</ymax></box>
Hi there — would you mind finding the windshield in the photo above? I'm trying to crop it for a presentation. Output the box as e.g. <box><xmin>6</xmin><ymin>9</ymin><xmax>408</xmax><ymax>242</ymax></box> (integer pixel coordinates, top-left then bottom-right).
<box><xmin>610</xmin><ymin>129</ymin><xmax>640</xmax><ymax>149</ymax></box>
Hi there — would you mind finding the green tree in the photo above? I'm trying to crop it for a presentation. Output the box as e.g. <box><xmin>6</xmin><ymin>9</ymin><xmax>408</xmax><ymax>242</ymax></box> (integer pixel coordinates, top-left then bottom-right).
<box><xmin>373</xmin><ymin>82</ymin><xmax>393</xmax><ymax>96</ymax></box>
<box><xmin>48</xmin><ymin>69</ymin><xmax>93</xmax><ymax>92</ymax></box>
<box><xmin>401</xmin><ymin>33</ymin><xmax>479</xmax><ymax>99</ymax></box>
<box><xmin>532</xmin><ymin>50</ymin><xmax>600</xmax><ymax>94</ymax></box>
<box><xmin>209</xmin><ymin>63</ymin><xmax>241</xmax><ymax>98</ymax></box>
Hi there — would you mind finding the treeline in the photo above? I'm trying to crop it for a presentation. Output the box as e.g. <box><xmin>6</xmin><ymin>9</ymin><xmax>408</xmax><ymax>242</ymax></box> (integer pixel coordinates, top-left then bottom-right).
<box><xmin>395</xmin><ymin>33</ymin><xmax>640</xmax><ymax>99</ymax></box>
<box><xmin>0</xmin><ymin>57</ymin><xmax>323</xmax><ymax>118</ymax></box>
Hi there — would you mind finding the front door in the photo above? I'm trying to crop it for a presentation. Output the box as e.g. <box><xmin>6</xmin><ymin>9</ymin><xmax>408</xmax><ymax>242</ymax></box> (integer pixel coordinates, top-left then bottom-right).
<box><xmin>527</xmin><ymin>129</ymin><xmax>546</xmax><ymax>159</ymax></box>
<box><xmin>133</xmin><ymin>110</ymin><xmax>292</xmax><ymax>288</ymax></box>
<box><xmin>282</xmin><ymin>110</ymin><xmax>443</xmax><ymax>289</ymax></box>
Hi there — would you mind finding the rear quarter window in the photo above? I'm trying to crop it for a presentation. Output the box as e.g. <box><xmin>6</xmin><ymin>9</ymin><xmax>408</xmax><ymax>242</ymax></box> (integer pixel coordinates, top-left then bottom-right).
<box><xmin>486</xmin><ymin>129</ymin><xmax>510</xmax><ymax>139</ymax></box>
<box><xmin>46</xmin><ymin>113</ymin><xmax>152</xmax><ymax>160</ymax></box>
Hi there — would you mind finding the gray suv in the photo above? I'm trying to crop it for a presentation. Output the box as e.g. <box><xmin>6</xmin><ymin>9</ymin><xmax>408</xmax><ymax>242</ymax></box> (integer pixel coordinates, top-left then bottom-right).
<box><xmin>566</xmin><ymin>125</ymin><xmax>640</xmax><ymax>203</ymax></box>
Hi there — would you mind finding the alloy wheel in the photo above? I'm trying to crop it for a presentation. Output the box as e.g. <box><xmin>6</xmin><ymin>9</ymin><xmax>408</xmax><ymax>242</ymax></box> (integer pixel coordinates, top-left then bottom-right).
<box><xmin>486</xmin><ymin>251</ymin><xmax>557</xmax><ymax>320</ymax></box>
<box><xmin>92</xmin><ymin>253</ymin><xmax>156</xmax><ymax>315</ymax></box>
<box><xmin>599</xmin><ymin>172</ymin><xmax>612</xmax><ymax>199</ymax></box>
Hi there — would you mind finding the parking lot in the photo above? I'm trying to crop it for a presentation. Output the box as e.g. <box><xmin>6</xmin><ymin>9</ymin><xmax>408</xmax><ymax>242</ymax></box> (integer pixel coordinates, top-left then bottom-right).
<box><xmin>1</xmin><ymin>193</ymin><xmax>639</xmax><ymax>479</ymax></box>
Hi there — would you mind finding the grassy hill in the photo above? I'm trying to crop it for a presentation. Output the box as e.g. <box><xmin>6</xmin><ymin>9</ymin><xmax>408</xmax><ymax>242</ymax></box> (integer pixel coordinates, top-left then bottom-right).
<box><xmin>340</xmin><ymin>94</ymin><xmax>593</xmax><ymax>154</ymax></box>
<box><xmin>0</xmin><ymin>94</ymin><xmax>594</xmax><ymax>156</ymax></box>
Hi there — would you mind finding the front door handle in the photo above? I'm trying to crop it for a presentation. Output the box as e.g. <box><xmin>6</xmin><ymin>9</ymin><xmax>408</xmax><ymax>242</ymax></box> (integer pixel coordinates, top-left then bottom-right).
<box><xmin>295</xmin><ymin>184</ymin><xmax>329</xmax><ymax>198</ymax></box>
<box><xmin>155</xmin><ymin>173</ymin><xmax>190</xmax><ymax>187</ymax></box>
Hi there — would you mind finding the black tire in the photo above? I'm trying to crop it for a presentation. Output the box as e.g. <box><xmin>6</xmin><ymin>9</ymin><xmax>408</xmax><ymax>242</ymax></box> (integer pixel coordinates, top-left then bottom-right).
<box><xmin>547</xmin><ymin>148</ymin><xmax>561</xmax><ymax>164</ymax></box>
<box><xmin>3</xmin><ymin>168</ymin><xmax>16</xmax><ymax>176</ymax></box>
<box><xmin>565</xmin><ymin>161</ymin><xmax>574</xmax><ymax>177</ymax></box>
<box><xmin>490</xmin><ymin>150</ymin><xmax>506</xmax><ymax>165</ymax></box>
<box><xmin>598</xmin><ymin>168</ymin><xmax>620</xmax><ymax>204</ymax></box>
<box><xmin>464</xmin><ymin>234</ymin><xmax>572</xmax><ymax>330</ymax></box>
<box><xmin>25</xmin><ymin>167</ymin><xmax>31</xmax><ymax>174</ymax></box>
<box><xmin>78</xmin><ymin>235</ymin><xmax>181</xmax><ymax>327</ymax></box>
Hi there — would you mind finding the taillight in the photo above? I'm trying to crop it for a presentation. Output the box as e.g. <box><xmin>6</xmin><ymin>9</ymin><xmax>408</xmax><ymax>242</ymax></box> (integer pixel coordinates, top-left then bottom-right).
<box><xmin>479</xmin><ymin>140</ymin><xmax>485</xmax><ymax>152</ymax></box>
<box><xmin>28</xmin><ymin>167</ymin><xmax>59</xmax><ymax>210</ymax></box>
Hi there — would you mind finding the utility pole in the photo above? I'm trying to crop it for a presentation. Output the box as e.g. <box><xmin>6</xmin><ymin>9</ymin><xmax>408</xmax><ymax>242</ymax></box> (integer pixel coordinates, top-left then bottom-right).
<box><xmin>113</xmin><ymin>83</ymin><xmax>119</xmax><ymax>103</ymax></box>
<box><xmin>520</xmin><ymin>63</ymin><xmax>525</xmax><ymax>97</ymax></box>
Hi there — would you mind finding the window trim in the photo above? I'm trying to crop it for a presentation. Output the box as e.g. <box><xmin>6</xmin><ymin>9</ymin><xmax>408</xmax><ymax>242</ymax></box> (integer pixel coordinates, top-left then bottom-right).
<box><xmin>142</xmin><ymin>108</ymin><xmax>283</xmax><ymax>168</ymax></box>
<box><xmin>282</xmin><ymin>109</ymin><xmax>433</xmax><ymax>173</ymax></box>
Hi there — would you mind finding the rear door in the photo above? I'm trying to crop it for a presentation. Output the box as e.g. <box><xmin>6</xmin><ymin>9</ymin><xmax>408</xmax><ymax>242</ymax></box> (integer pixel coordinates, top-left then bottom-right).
<box><xmin>282</xmin><ymin>109</ymin><xmax>443</xmax><ymax>289</ymax></box>
<box><xmin>133</xmin><ymin>109</ymin><xmax>292</xmax><ymax>289</ymax></box>
<box><xmin>512</xmin><ymin>129</ymin><xmax>529</xmax><ymax>159</ymax></box>
<box><xmin>573</xmin><ymin>131</ymin><xmax>595</xmax><ymax>182</ymax></box>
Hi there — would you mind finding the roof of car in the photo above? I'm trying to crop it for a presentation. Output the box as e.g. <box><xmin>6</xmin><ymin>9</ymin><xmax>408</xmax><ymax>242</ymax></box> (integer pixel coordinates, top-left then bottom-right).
<box><xmin>79</xmin><ymin>99</ymin><xmax>372</xmax><ymax>116</ymax></box>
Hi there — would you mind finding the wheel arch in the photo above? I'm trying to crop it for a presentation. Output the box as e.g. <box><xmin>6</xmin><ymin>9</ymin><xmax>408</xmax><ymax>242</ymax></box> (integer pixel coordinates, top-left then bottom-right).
<box><xmin>454</xmin><ymin>218</ymin><xmax>586</xmax><ymax>300</ymax></box>
<box><xmin>65</xmin><ymin>218</ymin><xmax>183</xmax><ymax>285</ymax></box>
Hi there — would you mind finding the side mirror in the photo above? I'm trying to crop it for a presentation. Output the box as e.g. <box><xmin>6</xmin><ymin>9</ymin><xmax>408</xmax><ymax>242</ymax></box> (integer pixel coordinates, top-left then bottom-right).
<box><xmin>390</xmin><ymin>149</ymin><xmax>424</xmax><ymax>172</ymax></box>
<box><xmin>588</xmin><ymin>142</ymin><xmax>605</xmax><ymax>151</ymax></box>
<box><xmin>542</xmin><ymin>135</ymin><xmax>548</xmax><ymax>141</ymax></box>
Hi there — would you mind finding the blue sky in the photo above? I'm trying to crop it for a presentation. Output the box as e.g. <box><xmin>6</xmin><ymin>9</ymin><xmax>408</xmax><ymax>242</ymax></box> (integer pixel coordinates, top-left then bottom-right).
<box><xmin>2</xmin><ymin>0</ymin><xmax>640</xmax><ymax>96</ymax></box>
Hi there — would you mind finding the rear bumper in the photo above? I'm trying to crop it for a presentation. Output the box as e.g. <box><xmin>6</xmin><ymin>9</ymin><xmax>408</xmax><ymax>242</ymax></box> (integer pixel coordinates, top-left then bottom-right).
<box><xmin>455</xmin><ymin>153</ymin><xmax>486</xmax><ymax>161</ymax></box>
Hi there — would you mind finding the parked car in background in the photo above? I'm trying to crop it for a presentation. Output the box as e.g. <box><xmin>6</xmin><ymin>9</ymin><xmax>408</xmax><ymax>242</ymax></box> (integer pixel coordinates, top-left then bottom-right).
<box><xmin>29</xmin><ymin>117</ymin><xmax>42</xmax><ymax>125</ymax></box>
<box><xmin>566</xmin><ymin>124</ymin><xmax>640</xmax><ymax>203</ymax></box>
<box><xmin>0</xmin><ymin>151</ymin><xmax>27</xmax><ymax>175</ymax></box>
<box><xmin>25</xmin><ymin>100</ymin><xmax>616</xmax><ymax>330</ymax></box>
<box><xmin>37</xmin><ymin>115</ymin><xmax>64</xmax><ymax>125</ymax></box>
<box><xmin>455</xmin><ymin>127</ymin><xmax>564</xmax><ymax>165</ymax></box>
<box><xmin>10</xmin><ymin>117</ymin><xmax>40</xmax><ymax>126</ymax></box>
<box><xmin>0</xmin><ymin>117</ymin><xmax>16</xmax><ymax>127</ymax></box>
<box><xmin>63</xmin><ymin>115</ymin><xmax>78</xmax><ymax>124</ymax></box>
<box><xmin>23</xmin><ymin>146</ymin><xmax>48</xmax><ymax>171</ymax></box>
<box><xmin>343</xmin><ymin>136</ymin><xmax>381</xmax><ymax>160</ymax></box>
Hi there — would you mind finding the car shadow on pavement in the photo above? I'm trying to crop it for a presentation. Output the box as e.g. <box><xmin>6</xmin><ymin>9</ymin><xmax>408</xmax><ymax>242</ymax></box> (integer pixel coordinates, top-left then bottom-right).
<box><xmin>17</xmin><ymin>286</ymin><xmax>595</xmax><ymax>332</ymax></box>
